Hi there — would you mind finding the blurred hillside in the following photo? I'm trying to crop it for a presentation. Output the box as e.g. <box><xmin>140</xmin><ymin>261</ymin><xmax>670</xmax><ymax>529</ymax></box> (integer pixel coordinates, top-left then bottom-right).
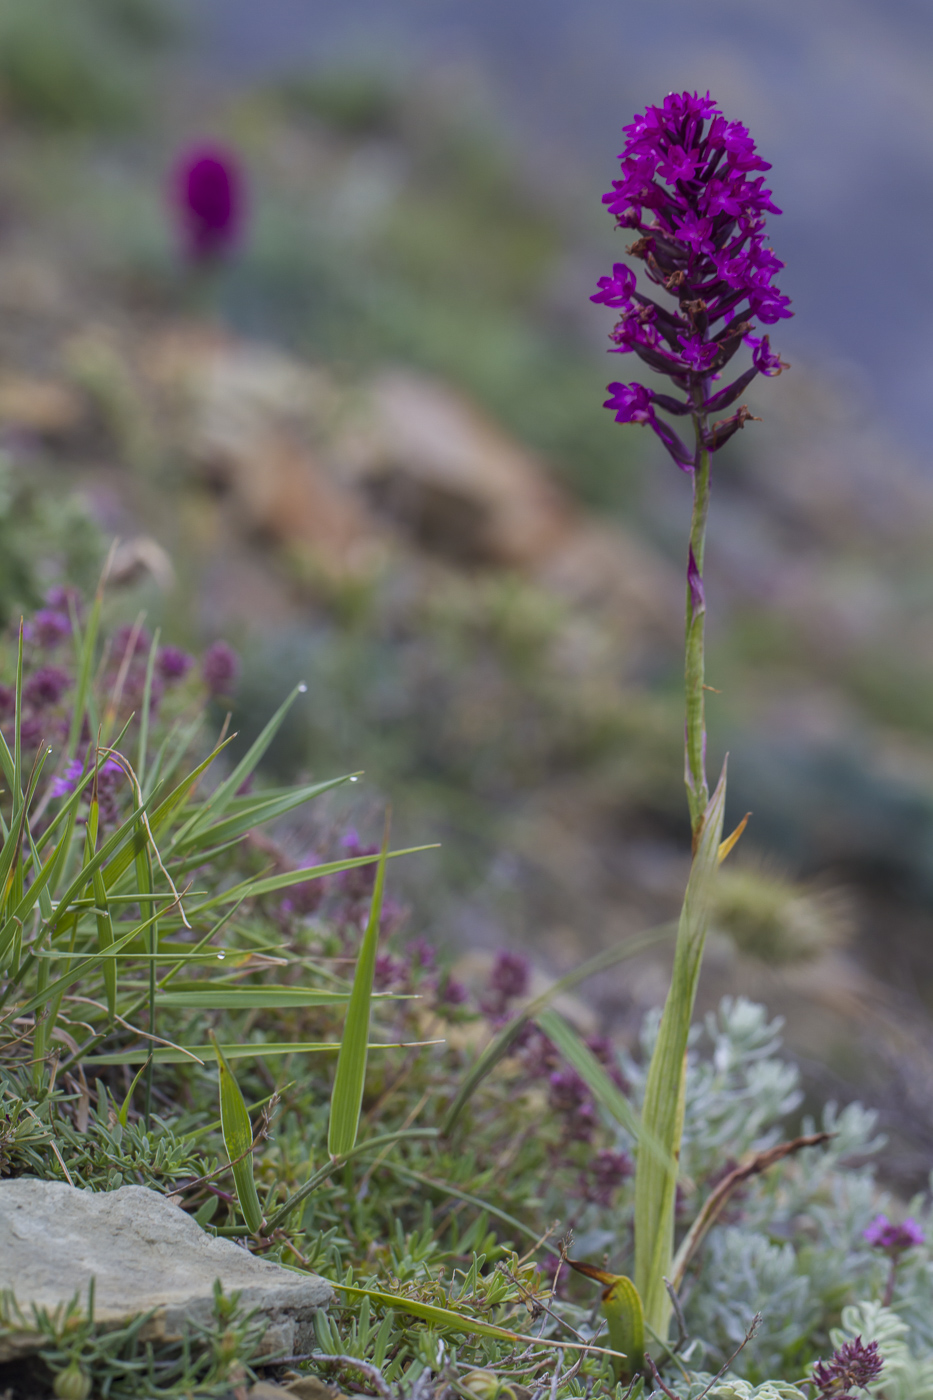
<box><xmin>4</xmin><ymin>0</ymin><xmax>933</xmax><ymax>1183</ymax></box>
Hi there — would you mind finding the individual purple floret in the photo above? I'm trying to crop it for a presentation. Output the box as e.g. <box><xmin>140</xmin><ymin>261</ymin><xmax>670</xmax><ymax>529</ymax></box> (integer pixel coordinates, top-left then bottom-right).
<box><xmin>813</xmin><ymin>1336</ymin><xmax>883</xmax><ymax>1398</ymax></box>
<box><xmin>24</xmin><ymin>667</ymin><xmax>71</xmax><ymax>708</ymax></box>
<box><xmin>202</xmin><ymin>640</ymin><xmax>240</xmax><ymax>695</ymax></box>
<box><xmin>171</xmin><ymin>144</ymin><xmax>244</xmax><ymax>262</ymax></box>
<box><xmin>863</xmin><ymin>1214</ymin><xmax>925</xmax><ymax>1252</ymax></box>
<box><xmin>157</xmin><ymin>645</ymin><xmax>195</xmax><ymax>682</ymax></box>
<box><xmin>593</xmin><ymin>90</ymin><xmax>790</xmax><ymax>471</ymax></box>
<box><xmin>30</xmin><ymin>609</ymin><xmax>71</xmax><ymax>648</ymax></box>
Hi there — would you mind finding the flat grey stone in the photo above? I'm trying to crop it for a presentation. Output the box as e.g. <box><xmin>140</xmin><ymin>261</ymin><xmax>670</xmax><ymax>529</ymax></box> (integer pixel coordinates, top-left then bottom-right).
<box><xmin>0</xmin><ymin>1179</ymin><xmax>332</xmax><ymax>1361</ymax></box>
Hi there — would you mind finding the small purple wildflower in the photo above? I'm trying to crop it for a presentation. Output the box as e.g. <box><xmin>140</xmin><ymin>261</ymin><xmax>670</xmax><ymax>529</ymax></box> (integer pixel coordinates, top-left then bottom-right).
<box><xmin>594</xmin><ymin>91</ymin><xmax>790</xmax><ymax>472</ymax></box>
<box><xmin>340</xmin><ymin>829</ymin><xmax>379</xmax><ymax>899</ymax></box>
<box><xmin>813</xmin><ymin>1336</ymin><xmax>883</xmax><ymax>1398</ymax></box>
<box><xmin>96</xmin><ymin>757</ymin><xmax>124</xmax><ymax>828</ymax></box>
<box><xmin>438</xmin><ymin>976</ymin><xmax>469</xmax><ymax>1006</ymax></box>
<box><xmin>45</xmin><ymin>585</ymin><xmax>81</xmax><ymax>614</ymax></box>
<box><xmin>373</xmin><ymin>951</ymin><xmax>407</xmax><ymax>991</ymax></box>
<box><xmin>24</xmin><ymin>667</ymin><xmax>71</xmax><ymax>708</ymax></box>
<box><xmin>50</xmin><ymin>759</ymin><xmax>84</xmax><ymax>799</ymax></box>
<box><xmin>407</xmin><ymin>937</ymin><xmax>436</xmax><ymax>971</ymax></box>
<box><xmin>172</xmin><ymin>144</ymin><xmax>244</xmax><ymax>262</ymax></box>
<box><xmin>578</xmin><ymin>1148</ymin><xmax>634</xmax><ymax>1207</ymax></box>
<box><xmin>202</xmin><ymin>640</ymin><xmax>241</xmax><ymax>696</ymax></box>
<box><xmin>548</xmin><ymin>1068</ymin><xmax>597</xmax><ymax>1142</ymax></box>
<box><xmin>488</xmin><ymin>950</ymin><xmax>530</xmax><ymax>1000</ymax></box>
<box><xmin>30</xmin><ymin>610</ymin><xmax>71</xmax><ymax>648</ymax></box>
<box><xmin>280</xmin><ymin>857</ymin><xmax>327</xmax><ymax>918</ymax></box>
<box><xmin>157</xmin><ymin>645</ymin><xmax>195</xmax><ymax>682</ymax></box>
<box><xmin>863</xmin><ymin>1214</ymin><xmax>925</xmax><ymax>1252</ymax></box>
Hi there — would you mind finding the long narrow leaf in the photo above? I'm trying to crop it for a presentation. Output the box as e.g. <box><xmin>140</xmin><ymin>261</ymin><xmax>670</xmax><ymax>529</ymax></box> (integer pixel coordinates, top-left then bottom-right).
<box><xmin>634</xmin><ymin>764</ymin><xmax>727</xmax><ymax>1341</ymax></box>
<box><xmin>85</xmin><ymin>1038</ymin><xmax>442</xmax><ymax>1066</ymax></box>
<box><xmin>329</xmin><ymin>1284</ymin><xmax>625</xmax><ymax>1361</ymax></box>
<box><xmin>211</xmin><ymin>1032</ymin><xmax>264</xmax><ymax>1234</ymax></box>
<box><xmin>173</xmin><ymin>683</ymin><xmax>311</xmax><ymax>847</ymax></box>
<box><xmin>190</xmin><ymin>844</ymin><xmax>437</xmax><ymax>917</ymax></box>
<box><xmin>328</xmin><ymin>821</ymin><xmax>389</xmax><ymax>1157</ymax></box>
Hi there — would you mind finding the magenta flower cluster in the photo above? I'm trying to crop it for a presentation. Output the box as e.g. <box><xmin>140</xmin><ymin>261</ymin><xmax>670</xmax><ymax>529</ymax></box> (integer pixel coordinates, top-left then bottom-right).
<box><xmin>813</xmin><ymin>1336</ymin><xmax>883</xmax><ymax>1399</ymax></box>
<box><xmin>863</xmin><ymin>1213</ymin><xmax>925</xmax><ymax>1252</ymax></box>
<box><xmin>593</xmin><ymin>91</ymin><xmax>791</xmax><ymax>469</ymax></box>
<box><xmin>171</xmin><ymin>144</ymin><xmax>244</xmax><ymax>263</ymax></box>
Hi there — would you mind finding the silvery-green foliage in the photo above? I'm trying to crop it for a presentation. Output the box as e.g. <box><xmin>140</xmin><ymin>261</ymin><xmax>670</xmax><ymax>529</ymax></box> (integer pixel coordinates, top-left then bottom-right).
<box><xmin>831</xmin><ymin>1301</ymin><xmax>933</xmax><ymax>1400</ymax></box>
<box><xmin>685</xmin><ymin>1229</ymin><xmax>812</xmax><ymax>1378</ymax></box>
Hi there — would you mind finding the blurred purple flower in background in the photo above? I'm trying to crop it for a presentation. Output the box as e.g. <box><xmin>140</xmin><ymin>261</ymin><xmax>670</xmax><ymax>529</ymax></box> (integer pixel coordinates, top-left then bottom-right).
<box><xmin>171</xmin><ymin>144</ymin><xmax>244</xmax><ymax>263</ymax></box>
<box><xmin>29</xmin><ymin>609</ymin><xmax>71</xmax><ymax>648</ymax></box>
<box><xmin>24</xmin><ymin>666</ymin><xmax>71</xmax><ymax>708</ymax></box>
<box><xmin>863</xmin><ymin>1214</ymin><xmax>925</xmax><ymax>1252</ymax></box>
<box><xmin>51</xmin><ymin>759</ymin><xmax>84</xmax><ymax>799</ymax></box>
<box><xmin>202</xmin><ymin>640</ymin><xmax>240</xmax><ymax>695</ymax></box>
<box><xmin>157</xmin><ymin>645</ymin><xmax>194</xmax><ymax>682</ymax></box>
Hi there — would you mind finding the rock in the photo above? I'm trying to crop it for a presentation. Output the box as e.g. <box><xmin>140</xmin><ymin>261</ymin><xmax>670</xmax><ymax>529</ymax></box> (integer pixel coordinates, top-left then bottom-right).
<box><xmin>341</xmin><ymin>370</ymin><xmax>571</xmax><ymax>567</ymax></box>
<box><xmin>0</xmin><ymin>374</ymin><xmax>85</xmax><ymax>439</ymax></box>
<box><xmin>0</xmin><ymin>1179</ymin><xmax>332</xmax><ymax>1363</ymax></box>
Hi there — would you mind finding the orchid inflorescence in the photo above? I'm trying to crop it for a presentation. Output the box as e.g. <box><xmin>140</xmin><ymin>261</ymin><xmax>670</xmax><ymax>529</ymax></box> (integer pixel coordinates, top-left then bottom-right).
<box><xmin>594</xmin><ymin>90</ymin><xmax>791</xmax><ymax>834</ymax></box>
<box><xmin>593</xmin><ymin>88</ymin><xmax>791</xmax><ymax>470</ymax></box>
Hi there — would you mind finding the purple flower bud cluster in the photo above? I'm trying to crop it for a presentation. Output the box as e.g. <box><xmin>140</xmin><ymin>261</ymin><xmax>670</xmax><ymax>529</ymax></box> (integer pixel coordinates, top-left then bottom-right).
<box><xmin>813</xmin><ymin>1336</ymin><xmax>883</xmax><ymax>1399</ymax></box>
<box><xmin>863</xmin><ymin>1213</ymin><xmax>925</xmax><ymax>1252</ymax></box>
<box><xmin>593</xmin><ymin>91</ymin><xmax>791</xmax><ymax>469</ymax></box>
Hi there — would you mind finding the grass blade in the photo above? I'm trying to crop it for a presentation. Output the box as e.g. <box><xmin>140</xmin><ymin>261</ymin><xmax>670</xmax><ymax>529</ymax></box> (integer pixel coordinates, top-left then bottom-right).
<box><xmin>327</xmin><ymin>818</ymin><xmax>390</xmax><ymax>1158</ymax></box>
<box><xmin>85</xmin><ymin>1038</ymin><xmax>442</xmax><ymax>1066</ymax></box>
<box><xmin>211</xmin><ymin>1031</ymin><xmax>264</xmax><ymax>1235</ymax></box>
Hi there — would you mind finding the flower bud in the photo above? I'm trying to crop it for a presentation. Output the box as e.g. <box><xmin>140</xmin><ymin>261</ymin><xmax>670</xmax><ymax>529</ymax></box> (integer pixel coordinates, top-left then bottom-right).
<box><xmin>53</xmin><ymin>1361</ymin><xmax>91</xmax><ymax>1400</ymax></box>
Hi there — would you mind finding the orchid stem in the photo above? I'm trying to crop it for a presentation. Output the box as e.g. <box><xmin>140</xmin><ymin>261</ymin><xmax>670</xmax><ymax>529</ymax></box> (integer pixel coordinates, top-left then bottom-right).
<box><xmin>684</xmin><ymin>435</ymin><xmax>711</xmax><ymax>841</ymax></box>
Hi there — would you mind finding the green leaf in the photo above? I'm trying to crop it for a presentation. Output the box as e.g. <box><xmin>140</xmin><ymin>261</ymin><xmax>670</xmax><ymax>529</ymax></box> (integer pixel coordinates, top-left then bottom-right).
<box><xmin>117</xmin><ymin>1055</ymin><xmax>152</xmax><ymax>1128</ymax></box>
<box><xmin>153</xmin><ymin>986</ymin><xmax>354</xmax><ymax>1009</ymax></box>
<box><xmin>84</xmin><ymin>1037</ymin><xmax>439</xmax><ymax>1066</ymax></box>
<box><xmin>211</xmin><ymin>1031</ymin><xmax>264</xmax><ymax>1235</ymax></box>
<box><xmin>189</xmin><ymin>844</ymin><xmax>438</xmax><ymax>916</ymax></box>
<box><xmin>328</xmin><ymin>821</ymin><xmax>389</xmax><ymax>1158</ymax></box>
<box><xmin>634</xmin><ymin>764</ymin><xmax>727</xmax><ymax>1344</ymax></box>
<box><xmin>442</xmin><ymin>923</ymin><xmax>676</xmax><ymax>1134</ymax></box>
<box><xmin>329</xmin><ymin>1283</ymin><xmax>627</xmax><ymax>1363</ymax></box>
<box><xmin>173</xmin><ymin>683</ymin><xmax>312</xmax><ymax>847</ymax></box>
<box><xmin>566</xmin><ymin>1261</ymin><xmax>643</xmax><ymax>1382</ymax></box>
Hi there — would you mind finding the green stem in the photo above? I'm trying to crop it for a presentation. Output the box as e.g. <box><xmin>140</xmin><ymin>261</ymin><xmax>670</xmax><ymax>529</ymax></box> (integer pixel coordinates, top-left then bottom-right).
<box><xmin>684</xmin><ymin>439</ymin><xmax>711</xmax><ymax>837</ymax></box>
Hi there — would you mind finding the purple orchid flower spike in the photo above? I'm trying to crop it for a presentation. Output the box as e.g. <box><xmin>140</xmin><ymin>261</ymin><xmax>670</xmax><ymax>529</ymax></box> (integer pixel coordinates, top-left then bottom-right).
<box><xmin>594</xmin><ymin>91</ymin><xmax>791</xmax><ymax>834</ymax></box>
<box><xmin>593</xmin><ymin>89</ymin><xmax>790</xmax><ymax>473</ymax></box>
<box><xmin>171</xmin><ymin>144</ymin><xmax>245</xmax><ymax>263</ymax></box>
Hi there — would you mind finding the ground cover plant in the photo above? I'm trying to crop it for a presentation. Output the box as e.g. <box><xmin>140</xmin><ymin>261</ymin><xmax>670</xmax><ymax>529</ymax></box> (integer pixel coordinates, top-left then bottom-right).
<box><xmin>2</xmin><ymin>89</ymin><xmax>933</xmax><ymax>1400</ymax></box>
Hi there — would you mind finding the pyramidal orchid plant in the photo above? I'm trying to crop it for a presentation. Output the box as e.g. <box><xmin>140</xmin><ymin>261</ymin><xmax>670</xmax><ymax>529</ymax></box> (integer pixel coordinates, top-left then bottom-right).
<box><xmin>590</xmin><ymin>91</ymin><xmax>792</xmax><ymax>1352</ymax></box>
<box><xmin>593</xmin><ymin>88</ymin><xmax>791</xmax><ymax>836</ymax></box>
